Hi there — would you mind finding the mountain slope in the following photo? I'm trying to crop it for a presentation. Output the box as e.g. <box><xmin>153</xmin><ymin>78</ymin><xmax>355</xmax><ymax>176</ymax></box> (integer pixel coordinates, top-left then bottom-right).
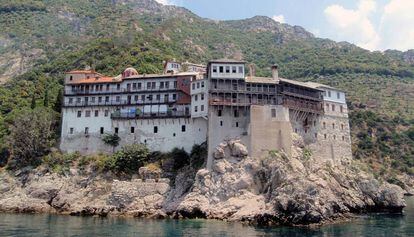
<box><xmin>0</xmin><ymin>0</ymin><xmax>413</xmax><ymax>181</ymax></box>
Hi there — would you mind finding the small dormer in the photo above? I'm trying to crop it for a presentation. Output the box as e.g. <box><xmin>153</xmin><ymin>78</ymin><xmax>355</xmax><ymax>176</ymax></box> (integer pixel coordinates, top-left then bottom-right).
<box><xmin>208</xmin><ymin>59</ymin><xmax>245</xmax><ymax>79</ymax></box>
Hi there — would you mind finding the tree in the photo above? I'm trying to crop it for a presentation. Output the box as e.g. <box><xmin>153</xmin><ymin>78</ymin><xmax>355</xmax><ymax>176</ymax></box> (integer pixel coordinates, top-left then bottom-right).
<box><xmin>43</xmin><ymin>88</ymin><xmax>49</xmax><ymax>107</ymax></box>
<box><xmin>8</xmin><ymin>107</ymin><xmax>58</xmax><ymax>168</ymax></box>
<box><xmin>102</xmin><ymin>133</ymin><xmax>120</xmax><ymax>152</ymax></box>
<box><xmin>53</xmin><ymin>88</ymin><xmax>63</xmax><ymax>113</ymax></box>
<box><xmin>108</xmin><ymin>144</ymin><xmax>150</xmax><ymax>174</ymax></box>
<box><xmin>30</xmin><ymin>93</ymin><xmax>36</xmax><ymax>109</ymax></box>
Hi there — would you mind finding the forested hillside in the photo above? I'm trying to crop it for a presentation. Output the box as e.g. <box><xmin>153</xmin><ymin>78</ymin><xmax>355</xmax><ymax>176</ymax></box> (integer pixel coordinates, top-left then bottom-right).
<box><xmin>0</xmin><ymin>0</ymin><xmax>413</xmax><ymax>182</ymax></box>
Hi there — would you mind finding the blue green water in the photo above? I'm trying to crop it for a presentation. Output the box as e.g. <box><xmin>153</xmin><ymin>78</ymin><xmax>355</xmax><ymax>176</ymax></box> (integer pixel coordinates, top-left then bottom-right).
<box><xmin>1</xmin><ymin>197</ymin><xmax>413</xmax><ymax>237</ymax></box>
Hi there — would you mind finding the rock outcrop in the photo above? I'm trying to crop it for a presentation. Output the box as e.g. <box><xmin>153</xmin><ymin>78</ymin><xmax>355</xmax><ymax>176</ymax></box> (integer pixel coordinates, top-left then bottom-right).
<box><xmin>0</xmin><ymin>134</ymin><xmax>407</xmax><ymax>226</ymax></box>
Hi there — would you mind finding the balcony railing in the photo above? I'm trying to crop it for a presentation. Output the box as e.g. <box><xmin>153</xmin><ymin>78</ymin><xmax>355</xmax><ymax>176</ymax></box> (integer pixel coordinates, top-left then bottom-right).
<box><xmin>63</xmin><ymin>99</ymin><xmax>179</xmax><ymax>107</ymax></box>
<box><xmin>64</xmin><ymin>88</ymin><xmax>178</xmax><ymax>95</ymax></box>
<box><xmin>209</xmin><ymin>98</ymin><xmax>279</xmax><ymax>106</ymax></box>
<box><xmin>111</xmin><ymin>111</ymin><xmax>190</xmax><ymax>119</ymax></box>
<box><xmin>282</xmin><ymin>97</ymin><xmax>324</xmax><ymax>114</ymax></box>
<box><xmin>281</xmin><ymin>91</ymin><xmax>322</xmax><ymax>101</ymax></box>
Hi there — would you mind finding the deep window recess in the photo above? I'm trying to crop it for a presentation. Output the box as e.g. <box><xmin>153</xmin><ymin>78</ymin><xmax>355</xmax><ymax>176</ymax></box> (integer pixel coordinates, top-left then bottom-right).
<box><xmin>131</xmin><ymin>127</ymin><xmax>135</xmax><ymax>134</ymax></box>
<box><xmin>115</xmin><ymin>127</ymin><xmax>119</xmax><ymax>134</ymax></box>
<box><xmin>181</xmin><ymin>125</ymin><xmax>186</xmax><ymax>132</ymax></box>
<box><xmin>77</xmin><ymin>111</ymin><xmax>82</xmax><ymax>117</ymax></box>
<box><xmin>69</xmin><ymin>76</ymin><xmax>73</xmax><ymax>81</ymax></box>
<box><xmin>225</xmin><ymin>66</ymin><xmax>230</xmax><ymax>73</ymax></box>
<box><xmin>337</xmin><ymin>92</ymin><xmax>340</xmax><ymax>99</ymax></box>
<box><xmin>117</xmin><ymin>84</ymin><xmax>120</xmax><ymax>90</ymax></box>
<box><xmin>69</xmin><ymin>128</ymin><xmax>74</xmax><ymax>134</ymax></box>
<box><xmin>94</xmin><ymin>110</ymin><xmax>99</xmax><ymax>117</ymax></box>
<box><xmin>219</xmin><ymin>66</ymin><xmax>224</xmax><ymax>73</ymax></box>
<box><xmin>234</xmin><ymin>109</ymin><xmax>239</xmax><ymax>117</ymax></box>
<box><xmin>201</xmin><ymin>94</ymin><xmax>204</xmax><ymax>100</ymax></box>
<box><xmin>271</xmin><ymin>108</ymin><xmax>276</xmax><ymax>118</ymax></box>
<box><xmin>84</xmin><ymin>127</ymin><xmax>89</xmax><ymax>134</ymax></box>
<box><xmin>324</xmin><ymin>134</ymin><xmax>327</xmax><ymax>139</ymax></box>
<box><xmin>192</xmin><ymin>83</ymin><xmax>195</xmax><ymax>90</ymax></box>
<box><xmin>238</xmin><ymin>66</ymin><xmax>243</xmax><ymax>73</ymax></box>
<box><xmin>85</xmin><ymin>110</ymin><xmax>91</xmax><ymax>117</ymax></box>
<box><xmin>232</xmin><ymin>66</ymin><xmax>237</xmax><ymax>73</ymax></box>
<box><xmin>154</xmin><ymin>126</ymin><xmax>158</xmax><ymax>133</ymax></box>
<box><xmin>69</xmin><ymin>98</ymin><xmax>73</xmax><ymax>104</ymax></box>
<box><xmin>218</xmin><ymin>109</ymin><xmax>222</xmax><ymax>117</ymax></box>
<box><xmin>220</xmin><ymin>121</ymin><xmax>223</xmax><ymax>126</ymax></box>
<box><xmin>100</xmin><ymin>127</ymin><xmax>104</xmax><ymax>134</ymax></box>
<box><xmin>201</xmin><ymin>105</ymin><xmax>204</xmax><ymax>111</ymax></box>
<box><xmin>213</xmin><ymin>66</ymin><xmax>217</xmax><ymax>73</ymax></box>
<box><xmin>201</xmin><ymin>81</ymin><xmax>204</xmax><ymax>87</ymax></box>
<box><xmin>104</xmin><ymin>110</ymin><xmax>109</xmax><ymax>117</ymax></box>
<box><xmin>236</xmin><ymin>122</ymin><xmax>239</xmax><ymax>127</ymax></box>
<box><xmin>194</xmin><ymin>106</ymin><xmax>198</xmax><ymax>112</ymax></box>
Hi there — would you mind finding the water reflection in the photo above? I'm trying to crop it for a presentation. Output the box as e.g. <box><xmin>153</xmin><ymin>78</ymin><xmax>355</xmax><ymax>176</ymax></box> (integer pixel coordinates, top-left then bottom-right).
<box><xmin>0</xmin><ymin>197</ymin><xmax>413</xmax><ymax>237</ymax></box>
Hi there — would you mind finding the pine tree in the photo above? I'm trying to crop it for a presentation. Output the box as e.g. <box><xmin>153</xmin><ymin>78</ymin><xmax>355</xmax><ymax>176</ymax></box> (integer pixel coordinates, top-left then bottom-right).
<box><xmin>43</xmin><ymin>89</ymin><xmax>49</xmax><ymax>107</ymax></box>
<box><xmin>53</xmin><ymin>88</ymin><xmax>63</xmax><ymax>112</ymax></box>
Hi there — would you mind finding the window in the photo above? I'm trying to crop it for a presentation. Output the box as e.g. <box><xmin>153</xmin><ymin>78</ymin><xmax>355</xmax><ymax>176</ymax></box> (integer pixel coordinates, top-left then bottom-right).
<box><xmin>115</xmin><ymin>127</ymin><xmax>119</xmax><ymax>134</ymax></box>
<box><xmin>98</xmin><ymin>97</ymin><xmax>102</xmax><ymax>103</ymax></box>
<box><xmin>69</xmin><ymin>128</ymin><xmax>74</xmax><ymax>134</ymax></box>
<box><xmin>238</xmin><ymin>66</ymin><xmax>243</xmax><ymax>73</ymax></box>
<box><xmin>160</xmin><ymin>82</ymin><xmax>164</xmax><ymax>89</ymax></box>
<box><xmin>340</xmin><ymin>105</ymin><xmax>343</xmax><ymax>113</ymax></box>
<box><xmin>313</xmin><ymin>121</ymin><xmax>316</xmax><ymax>126</ymax></box>
<box><xmin>192</xmin><ymin>83</ymin><xmax>195</xmax><ymax>90</ymax></box>
<box><xmin>104</xmin><ymin>110</ymin><xmax>109</xmax><ymax>117</ymax></box>
<box><xmin>332</xmin><ymin>123</ymin><xmax>335</xmax><ymax>129</ymax></box>
<box><xmin>172</xmin><ymin>94</ymin><xmax>177</xmax><ymax>100</ymax></box>
<box><xmin>69</xmin><ymin>76</ymin><xmax>73</xmax><ymax>81</ymax></box>
<box><xmin>236</xmin><ymin>122</ymin><xmax>239</xmax><ymax>127</ymax></box>
<box><xmin>148</xmin><ymin>95</ymin><xmax>153</xmax><ymax>101</ymax></box>
<box><xmin>201</xmin><ymin>81</ymin><xmax>204</xmax><ymax>88</ymax></box>
<box><xmin>174</xmin><ymin>81</ymin><xmax>177</xmax><ymax>88</ymax></box>
<box><xmin>271</xmin><ymin>108</ymin><xmax>276</xmax><ymax>118</ymax></box>
<box><xmin>213</xmin><ymin>66</ymin><xmax>217</xmax><ymax>73</ymax></box>
<box><xmin>141</xmin><ymin>95</ymin><xmax>145</xmax><ymax>102</ymax></box>
<box><xmin>77</xmin><ymin>111</ymin><xmax>82</xmax><ymax>117</ymax></box>
<box><xmin>323</xmin><ymin>122</ymin><xmax>326</xmax><ymax>129</ymax></box>
<box><xmin>332</xmin><ymin>104</ymin><xmax>335</xmax><ymax>111</ymax></box>
<box><xmin>337</xmin><ymin>92</ymin><xmax>340</xmax><ymax>99</ymax></box>
<box><xmin>220</xmin><ymin>121</ymin><xmax>223</xmax><ymax>126</ymax></box>
<box><xmin>341</xmin><ymin>124</ymin><xmax>344</xmax><ymax>130</ymax></box>
<box><xmin>333</xmin><ymin>135</ymin><xmax>336</xmax><ymax>140</ymax></box>
<box><xmin>85</xmin><ymin>110</ymin><xmax>91</xmax><ymax>117</ymax></box>
<box><xmin>84</xmin><ymin>127</ymin><xmax>89</xmax><ymax>134</ymax></box>
<box><xmin>156</xmin><ymin>94</ymin><xmax>160</xmax><ymax>101</ymax></box>
<box><xmin>116</xmin><ymin>96</ymin><xmax>120</xmax><ymax>102</ymax></box>
<box><xmin>324</xmin><ymin>134</ymin><xmax>327</xmax><ymax>139</ymax></box>
<box><xmin>106</xmin><ymin>84</ymin><xmax>110</xmax><ymax>91</ymax></box>
<box><xmin>194</xmin><ymin>106</ymin><xmax>198</xmax><ymax>112</ymax></box>
<box><xmin>147</xmin><ymin>82</ymin><xmax>151</xmax><ymax>89</ymax></box>
<box><xmin>100</xmin><ymin>127</ymin><xmax>104</xmax><ymax>134</ymax></box>
<box><xmin>305</xmin><ymin>129</ymin><xmax>308</xmax><ymax>134</ymax></box>
<box><xmin>69</xmin><ymin>98</ymin><xmax>73</xmax><ymax>104</ymax></box>
<box><xmin>197</xmin><ymin>82</ymin><xmax>200</xmax><ymax>88</ymax></box>
<box><xmin>328</xmin><ymin>91</ymin><xmax>331</xmax><ymax>97</ymax></box>
<box><xmin>173</xmin><ymin>133</ymin><xmax>176</xmax><ymax>137</ymax></box>
<box><xmin>117</xmin><ymin>84</ymin><xmax>120</xmax><ymax>90</ymax></box>
<box><xmin>232</xmin><ymin>66</ymin><xmax>237</xmax><ymax>73</ymax></box>
<box><xmin>182</xmin><ymin>125</ymin><xmax>186</xmax><ymax>132</ymax></box>
<box><xmin>218</xmin><ymin>109</ymin><xmax>222</xmax><ymax>117</ymax></box>
<box><xmin>219</xmin><ymin>66</ymin><xmax>224</xmax><ymax>73</ymax></box>
<box><xmin>325</xmin><ymin>103</ymin><xmax>329</xmax><ymax>111</ymax></box>
<box><xmin>201</xmin><ymin>105</ymin><xmax>204</xmax><ymax>111</ymax></box>
<box><xmin>165</xmin><ymin>81</ymin><xmax>169</xmax><ymax>89</ymax></box>
<box><xmin>94</xmin><ymin>110</ymin><xmax>99</xmax><ymax>117</ymax></box>
<box><xmin>135</xmin><ymin>95</ymin><xmax>139</xmax><ymax>101</ymax></box>
<box><xmin>234</xmin><ymin>109</ymin><xmax>239</xmax><ymax>117</ymax></box>
<box><xmin>314</xmin><ymin>133</ymin><xmax>318</xmax><ymax>138</ymax></box>
<box><xmin>195</xmin><ymin>95</ymin><xmax>198</xmax><ymax>101</ymax></box>
<box><xmin>77</xmin><ymin>97</ymin><xmax>81</xmax><ymax>103</ymax></box>
<box><xmin>342</xmin><ymin>136</ymin><xmax>345</xmax><ymax>141</ymax></box>
<box><xmin>137</xmin><ymin>83</ymin><xmax>142</xmax><ymax>90</ymax></box>
<box><xmin>201</xmin><ymin>93</ymin><xmax>204</xmax><ymax>100</ymax></box>
<box><xmin>133</xmin><ymin>83</ymin><xmax>137</xmax><ymax>90</ymax></box>
<box><xmin>151</xmin><ymin>82</ymin><xmax>156</xmax><ymax>89</ymax></box>
<box><xmin>105</xmin><ymin>96</ymin><xmax>109</xmax><ymax>102</ymax></box>
<box><xmin>131</xmin><ymin>127</ymin><xmax>135</xmax><ymax>134</ymax></box>
<box><xmin>154</xmin><ymin>126</ymin><xmax>158</xmax><ymax>133</ymax></box>
<box><xmin>295</xmin><ymin>128</ymin><xmax>298</xmax><ymax>133</ymax></box>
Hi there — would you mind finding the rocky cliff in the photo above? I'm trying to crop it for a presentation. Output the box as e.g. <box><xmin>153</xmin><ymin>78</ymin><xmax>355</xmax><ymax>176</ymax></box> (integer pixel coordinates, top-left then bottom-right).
<box><xmin>0</xmin><ymin>134</ymin><xmax>406</xmax><ymax>226</ymax></box>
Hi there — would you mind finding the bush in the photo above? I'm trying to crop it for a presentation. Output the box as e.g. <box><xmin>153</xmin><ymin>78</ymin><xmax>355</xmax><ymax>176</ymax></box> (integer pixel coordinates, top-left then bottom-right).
<box><xmin>189</xmin><ymin>143</ymin><xmax>207</xmax><ymax>169</ymax></box>
<box><xmin>169</xmin><ymin>147</ymin><xmax>190</xmax><ymax>171</ymax></box>
<box><xmin>42</xmin><ymin>151</ymin><xmax>80</xmax><ymax>174</ymax></box>
<box><xmin>106</xmin><ymin>144</ymin><xmax>150</xmax><ymax>174</ymax></box>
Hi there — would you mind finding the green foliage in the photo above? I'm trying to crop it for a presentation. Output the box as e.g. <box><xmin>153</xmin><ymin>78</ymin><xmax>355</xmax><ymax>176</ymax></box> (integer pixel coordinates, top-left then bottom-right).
<box><xmin>302</xmin><ymin>148</ymin><xmax>312</xmax><ymax>160</ymax></box>
<box><xmin>189</xmin><ymin>143</ymin><xmax>207</xmax><ymax>169</ymax></box>
<box><xmin>106</xmin><ymin>144</ymin><xmax>150</xmax><ymax>174</ymax></box>
<box><xmin>42</xmin><ymin>151</ymin><xmax>80</xmax><ymax>174</ymax></box>
<box><xmin>102</xmin><ymin>133</ymin><xmax>121</xmax><ymax>151</ymax></box>
<box><xmin>7</xmin><ymin>107</ymin><xmax>58</xmax><ymax>168</ymax></box>
<box><xmin>169</xmin><ymin>147</ymin><xmax>190</xmax><ymax>171</ymax></box>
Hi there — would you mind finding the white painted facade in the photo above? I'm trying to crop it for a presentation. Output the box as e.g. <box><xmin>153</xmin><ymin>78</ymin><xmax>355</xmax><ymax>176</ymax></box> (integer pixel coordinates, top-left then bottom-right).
<box><xmin>210</xmin><ymin>63</ymin><xmax>245</xmax><ymax>79</ymax></box>
<box><xmin>190</xmin><ymin>78</ymin><xmax>209</xmax><ymax>118</ymax></box>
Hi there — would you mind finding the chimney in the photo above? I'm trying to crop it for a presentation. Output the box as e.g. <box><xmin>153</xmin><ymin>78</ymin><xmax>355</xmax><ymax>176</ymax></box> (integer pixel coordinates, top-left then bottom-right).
<box><xmin>248</xmin><ymin>64</ymin><xmax>255</xmax><ymax>77</ymax></box>
<box><xmin>271</xmin><ymin>65</ymin><xmax>279</xmax><ymax>81</ymax></box>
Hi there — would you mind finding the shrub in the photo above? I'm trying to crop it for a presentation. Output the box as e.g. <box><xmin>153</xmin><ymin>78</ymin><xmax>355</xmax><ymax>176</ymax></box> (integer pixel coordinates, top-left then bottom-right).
<box><xmin>190</xmin><ymin>143</ymin><xmax>207</xmax><ymax>169</ymax></box>
<box><xmin>169</xmin><ymin>147</ymin><xmax>190</xmax><ymax>171</ymax></box>
<box><xmin>102</xmin><ymin>133</ymin><xmax>121</xmax><ymax>152</ymax></box>
<box><xmin>107</xmin><ymin>144</ymin><xmax>150</xmax><ymax>174</ymax></box>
